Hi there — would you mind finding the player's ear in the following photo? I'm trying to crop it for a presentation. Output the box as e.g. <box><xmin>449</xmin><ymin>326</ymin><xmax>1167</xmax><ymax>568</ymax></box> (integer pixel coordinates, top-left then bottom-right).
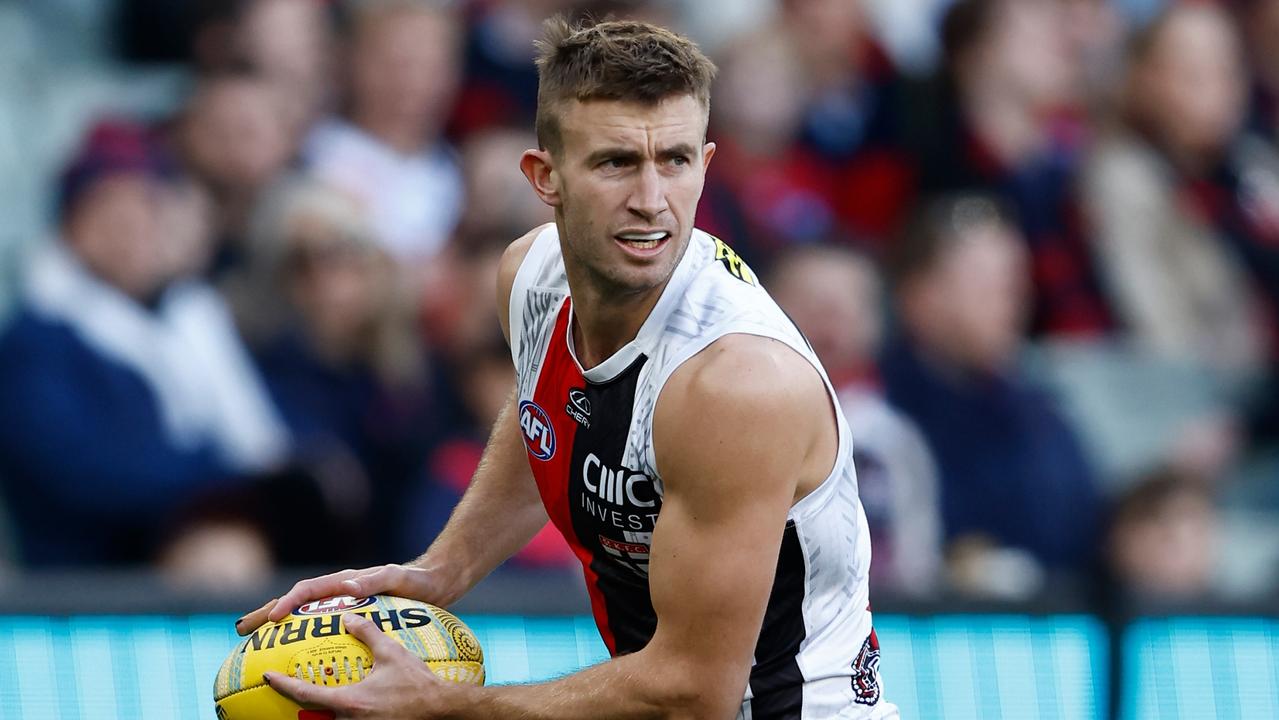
<box><xmin>701</xmin><ymin>141</ymin><xmax>716</xmax><ymax>173</ymax></box>
<box><xmin>520</xmin><ymin>148</ymin><xmax>561</xmax><ymax>208</ymax></box>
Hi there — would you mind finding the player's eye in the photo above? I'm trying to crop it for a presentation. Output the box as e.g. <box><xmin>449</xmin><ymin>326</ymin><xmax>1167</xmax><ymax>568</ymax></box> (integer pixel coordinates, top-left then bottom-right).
<box><xmin>601</xmin><ymin>157</ymin><xmax>630</xmax><ymax>169</ymax></box>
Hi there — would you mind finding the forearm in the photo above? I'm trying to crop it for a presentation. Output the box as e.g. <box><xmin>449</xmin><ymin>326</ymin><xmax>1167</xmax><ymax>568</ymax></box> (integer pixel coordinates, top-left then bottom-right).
<box><xmin>409</xmin><ymin>392</ymin><xmax>549</xmax><ymax>604</ymax></box>
<box><xmin>442</xmin><ymin>649</ymin><xmax>723</xmax><ymax>720</ymax></box>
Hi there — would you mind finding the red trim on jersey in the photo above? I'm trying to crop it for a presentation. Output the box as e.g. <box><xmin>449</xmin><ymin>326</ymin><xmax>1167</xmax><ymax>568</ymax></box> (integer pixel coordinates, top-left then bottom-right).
<box><xmin>525</xmin><ymin>297</ymin><xmax>618</xmax><ymax>655</ymax></box>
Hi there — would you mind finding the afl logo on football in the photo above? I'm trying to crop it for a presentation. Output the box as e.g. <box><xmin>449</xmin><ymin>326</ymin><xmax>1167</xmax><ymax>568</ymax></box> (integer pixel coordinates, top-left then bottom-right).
<box><xmin>519</xmin><ymin>400</ymin><xmax>556</xmax><ymax>460</ymax></box>
<box><xmin>295</xmin><ymin>596</ymin><xmax>377</xmax><ymax>616</ymax></box>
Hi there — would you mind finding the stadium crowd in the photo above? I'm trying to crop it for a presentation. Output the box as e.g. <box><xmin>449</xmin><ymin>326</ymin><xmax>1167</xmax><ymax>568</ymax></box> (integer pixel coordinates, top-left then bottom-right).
<box><xmin>1</xmin><ymin>0</ymin><xmax>1278</xmax><ymax>605</ymax></box>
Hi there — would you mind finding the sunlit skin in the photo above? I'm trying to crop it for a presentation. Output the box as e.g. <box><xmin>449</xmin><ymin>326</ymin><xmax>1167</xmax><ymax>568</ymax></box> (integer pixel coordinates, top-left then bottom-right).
<box><xmin>519</xmin><ymin>94</ymin><xmax>715</xmax><ymax>368</ymax></box>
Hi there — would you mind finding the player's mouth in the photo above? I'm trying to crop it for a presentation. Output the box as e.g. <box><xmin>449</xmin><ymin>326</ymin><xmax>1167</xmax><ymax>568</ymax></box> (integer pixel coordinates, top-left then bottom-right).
<box><xmin>614</xmin><ymin>230</ymin><xmax>671</xmax><ymax>257</ymax></box>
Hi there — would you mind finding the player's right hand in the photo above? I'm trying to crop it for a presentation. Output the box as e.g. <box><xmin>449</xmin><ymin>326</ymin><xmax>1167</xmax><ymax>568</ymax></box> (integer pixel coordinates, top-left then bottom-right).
<box><xmin>235</xmin><ymin>564</ymin><xmax>436</xmax><ymax>636</ymax></box>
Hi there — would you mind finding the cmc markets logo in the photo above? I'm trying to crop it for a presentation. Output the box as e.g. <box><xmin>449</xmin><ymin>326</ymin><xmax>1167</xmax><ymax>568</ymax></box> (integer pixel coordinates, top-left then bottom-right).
<box><xmin>519</xmin><ymin>400</ymin><xmax>556</xmax><ymax>460</ymax></box>
<box><xmin>296</xmin><ymin>596</ymin><xmax>377</xmax><ymax>616</ymax></box>
<box><xmin>565</xmin><ymin>388</ymin><xmax>591</xmax><ymax>428</ymax></box>
<box><xmin>583</xmin><ymin>453</ymin><xmax>656</xmax><ymax>507</ymax></box>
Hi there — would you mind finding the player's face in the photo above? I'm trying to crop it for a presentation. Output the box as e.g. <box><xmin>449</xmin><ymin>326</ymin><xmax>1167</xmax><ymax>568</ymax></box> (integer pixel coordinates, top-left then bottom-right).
<box><xmin>544</xmin><ymin>95</ymin><xmax>715</xmax><ymax>298</ymax></box>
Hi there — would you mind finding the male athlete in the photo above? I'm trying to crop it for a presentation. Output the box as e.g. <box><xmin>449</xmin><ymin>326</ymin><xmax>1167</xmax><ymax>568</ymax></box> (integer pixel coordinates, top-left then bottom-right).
<box><xmin>238</xmin><ymin>17</ymin><xmax>896</xmax><ymax>719</ymax></box>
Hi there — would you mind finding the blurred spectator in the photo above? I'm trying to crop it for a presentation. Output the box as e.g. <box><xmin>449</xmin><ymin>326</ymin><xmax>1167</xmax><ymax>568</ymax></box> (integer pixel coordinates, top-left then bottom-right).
<box><xmin>781</xmin><ymin>0</ymin><xmax>916</xmax><ymax>244</ymax></box>
<box><xmin>247</xmin><ymin>174</ymin><xmax>439</xmax><ymax>560</ymax></box>
<box><xmin>159</xmin><ymin>517</ymin><xmax>275</xmax><ymax>591</ymax></box>
<box><xmin>175</xmin><ymin>68</ymin><xmax>297</xmax><ymax>277</ymax></box>
<box><xmin>861</xmin><ymin>0</ymin><xmax>953</xmax><ymax>76</ymax></box>
<box><xmin>1082</xmin><ymin>3</ymin><xmax>1279</xmax><ymax>385</ymax></box>
<box><xmin>235</xmin><ymin>0</ymin><xmax>337</xmax><ymax>135</ymax></box>
<box><xmin>882</xmin><ymin>195</ymin><xmax>1102</xmax><ymax>594</ymax></box>
<box><xmin>768</xmin><ymin>245</ymin><xmax>942</xmax><ymax>597</ymax></box>
<box><xmin>455</xmin><ymin>128</ymin><xmax>554</xmax><ymax>238</ymax></box>
<box><xmin>160</xmin><ymin>176</ymin><xmax>218</xmax><ymax>282</ymax></box>
<box><xmin>421</xmin><ymin>227</ymin><xmax>520</xmax><ymax>359</ymax></box>
<box><xmin>186</xmin><ymin>0</ymin><xmax>336</xmax><ymax>135</ymax></box>
<box><xmin>422</xmin><ymin>128</ymin><xmax>547</xmax><ymax>360</ymax></box>
<box><xmin>305</xmin><ymin>0</ymin><xmax>465</xmax><ymax>267</ymax></box>
<box><xmin>1237</xmin><ymin>0</ymin><xmax>1279</xmax><ymax>144</ymax></box>
<box><xmin>0</xmin><ymin>120</ymin><xmax>288</xmax><ymax>566</ymax></box>
<box><xmin>782</xmin><ymin>0</ymin><xmax>880</xmax><ymax>160</ymax></box>
<box><xmin>453</xmin><ymin>0</ymin><xmax>640</xmax><ymax>137</ymax></box>
<box><xmin>700</xmin><ymin>28</ymin><xmax>841</xmax><ymax>265</ymax></box>
<box><xmin>700</xmin><ymin>2</ymin><xmax>914</xmax><ymax>262</ymax></box>
<box><xmin>1059</xmin><ymin>0</ymin><xmax>1127</xmax><ymax>115</ymax></box>
<box><xmin>1108</xmin><ymin>467</ymin><xmax>1218</xmax><ymax>599</ymax></box>
<box><xmin>401</xmin><ymin>329</ymin><xmax>576</xmax><ymax>569</ymax></box>
<box><xmin>914</xmin><ymin>0</ymin><xmax>1112</xmax><ymax>336</ymax></box>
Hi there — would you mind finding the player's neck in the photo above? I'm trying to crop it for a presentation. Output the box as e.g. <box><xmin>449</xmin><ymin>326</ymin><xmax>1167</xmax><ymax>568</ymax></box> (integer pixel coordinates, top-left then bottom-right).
<box><xmin>567</xmin><ymin>278</ymin><xmax>667</xmax><ymax>370</ymax></box>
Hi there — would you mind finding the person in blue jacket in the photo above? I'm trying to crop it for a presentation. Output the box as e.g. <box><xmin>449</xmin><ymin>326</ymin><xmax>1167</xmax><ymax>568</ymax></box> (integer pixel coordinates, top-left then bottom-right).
<box><xmin>882</xmin><ymin>194</ymin><xmax>1102</xmax><ymax>589</ymax></box>
<box><xmin>0</xmin><ymin>120</ymin><xmax>289</xmax><ymax>566</ymax></box>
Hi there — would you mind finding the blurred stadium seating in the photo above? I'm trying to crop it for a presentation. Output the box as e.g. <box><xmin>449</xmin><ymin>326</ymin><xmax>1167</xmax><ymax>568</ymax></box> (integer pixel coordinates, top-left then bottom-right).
<box><xmin>2</xmin><ymin>0</ymin><xmax>1279</xmax><ymax>717</ymax></box>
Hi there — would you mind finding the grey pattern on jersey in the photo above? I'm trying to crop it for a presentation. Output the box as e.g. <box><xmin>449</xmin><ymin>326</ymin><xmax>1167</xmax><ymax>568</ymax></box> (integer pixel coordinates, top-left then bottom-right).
<box><xmin>515</xmin><ymin>287</ymin><xmax>565</xmax><ymax>398</ymax></box>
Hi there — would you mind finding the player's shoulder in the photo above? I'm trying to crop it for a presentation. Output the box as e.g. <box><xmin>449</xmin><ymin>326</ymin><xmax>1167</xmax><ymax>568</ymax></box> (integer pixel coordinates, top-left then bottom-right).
<box><xmin>669</xmin><ymin>231</ymin><xmax>803</xmax><ymax>347</ymax></box>
<box><xmin>659</xmin><ymin>230</ymin><xmax>774</xmax><ymax>333</ymax></box>
<box><xmin>497</xmin><ymin>222</ymin><xmax>555</xmax><ymax>340</ymax></box>
<box><xmin>652</xmin><ymin>333</ymin><xmax>828</xmax><ymax>489</ymax></box>
<box><xmin>661</xmin><ymin>333</ymin><xmax>823</xmax><ymax>427</ymax></box>
<box><xmin>498</xmin><ymin>223</ymin><xmax>554</xmax><ymax>285</ymax></box>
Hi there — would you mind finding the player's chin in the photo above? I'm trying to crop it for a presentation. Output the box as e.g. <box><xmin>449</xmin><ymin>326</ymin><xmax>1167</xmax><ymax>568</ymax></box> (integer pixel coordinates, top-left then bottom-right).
<box><xmin>603</xmin><ymin>262</ymin><xmax>672</xmax><ymax>296</ymax></box>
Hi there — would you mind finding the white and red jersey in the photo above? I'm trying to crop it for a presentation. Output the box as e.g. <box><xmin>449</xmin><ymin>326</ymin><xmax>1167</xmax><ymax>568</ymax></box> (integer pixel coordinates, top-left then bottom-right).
<box><xmin>509</xmin><ymin>225</ymin><xmax>897</xmax><ymax>719</ymax></box>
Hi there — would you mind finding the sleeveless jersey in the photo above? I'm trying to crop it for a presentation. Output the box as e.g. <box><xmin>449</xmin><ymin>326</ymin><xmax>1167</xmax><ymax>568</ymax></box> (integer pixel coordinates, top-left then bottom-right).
<box><xmin>509</xmin><ymin>226</ymin><xmax>897</xmax><ymax>719</ymax></box>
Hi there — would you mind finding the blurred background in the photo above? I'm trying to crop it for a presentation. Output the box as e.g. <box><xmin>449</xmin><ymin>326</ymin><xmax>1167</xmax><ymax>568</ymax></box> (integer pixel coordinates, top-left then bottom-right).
<box><xmin>0</xmin><ymin>0</ymin><xmax>1277</xmax><ymax>717</ymax></box>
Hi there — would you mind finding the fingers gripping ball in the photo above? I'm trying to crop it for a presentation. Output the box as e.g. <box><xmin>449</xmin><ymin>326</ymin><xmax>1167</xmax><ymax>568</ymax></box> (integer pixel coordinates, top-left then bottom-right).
<box><xmin>214</xmin><ymin>595</ymin><xmax>484</xmax><ymax>719</ymax></box>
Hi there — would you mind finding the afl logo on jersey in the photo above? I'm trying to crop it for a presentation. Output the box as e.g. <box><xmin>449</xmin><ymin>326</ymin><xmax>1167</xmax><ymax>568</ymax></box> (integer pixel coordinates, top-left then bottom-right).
<box><xmin>519</xmin><ymin>400</ymin><xmax>556</xmax><ymax>460</ymax></box>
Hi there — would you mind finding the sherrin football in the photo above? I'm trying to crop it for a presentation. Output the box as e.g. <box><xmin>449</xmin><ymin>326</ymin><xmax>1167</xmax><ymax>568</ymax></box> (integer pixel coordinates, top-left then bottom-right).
<box><xmin>214</xmin><ymin>595</ymin><xmax>484</xmax><ymax>719</ymax></box>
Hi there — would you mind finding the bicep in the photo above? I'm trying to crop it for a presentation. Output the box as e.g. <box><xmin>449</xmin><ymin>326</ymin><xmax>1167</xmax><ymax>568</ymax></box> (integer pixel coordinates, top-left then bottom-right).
<box><xmin>642</xmin><ymin>343</ymin><xmax>814</xmax><ymax>715</ymax></box>
<box><xmin>645</xmin><ymin>478</ymin><xmax>793</xmax><ymax>695</ymax></box>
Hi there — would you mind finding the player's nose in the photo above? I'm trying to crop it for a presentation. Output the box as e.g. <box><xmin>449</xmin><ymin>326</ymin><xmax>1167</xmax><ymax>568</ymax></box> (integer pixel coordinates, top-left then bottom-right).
<box><xmin>627</xmin><ymin>163</ymin><xmax>668</xmax><ymax>221</ymax></box>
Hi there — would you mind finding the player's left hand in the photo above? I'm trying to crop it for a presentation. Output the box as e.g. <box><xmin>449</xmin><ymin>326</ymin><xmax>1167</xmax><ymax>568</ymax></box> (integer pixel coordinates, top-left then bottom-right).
<box><xmin>263</xmin><ymin>613</ymin><xmax>456</xmax><ymax>719</ymax></box>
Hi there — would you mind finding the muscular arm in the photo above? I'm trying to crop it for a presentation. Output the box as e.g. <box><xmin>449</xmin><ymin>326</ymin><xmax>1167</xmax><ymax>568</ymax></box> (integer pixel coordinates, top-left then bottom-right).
<box><xmin>434</xmin><ymin>336</ymin><xmax>836</xmax><ymax>719</ymax></box>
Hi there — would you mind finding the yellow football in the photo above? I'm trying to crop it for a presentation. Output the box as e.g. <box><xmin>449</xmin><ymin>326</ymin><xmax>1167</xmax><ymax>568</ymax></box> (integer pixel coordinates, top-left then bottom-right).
<box><xmin>213</xmin><ymin>595</ymin><xmax>484</xmax><ymax>719</ymax></box>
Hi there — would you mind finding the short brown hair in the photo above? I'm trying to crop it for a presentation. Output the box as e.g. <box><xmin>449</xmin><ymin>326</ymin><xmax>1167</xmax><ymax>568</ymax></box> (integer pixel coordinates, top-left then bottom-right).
<box><xmin>533</xmin><ymin>16</ymin><xmax>717</xmax><ymax>155</ymax></box>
